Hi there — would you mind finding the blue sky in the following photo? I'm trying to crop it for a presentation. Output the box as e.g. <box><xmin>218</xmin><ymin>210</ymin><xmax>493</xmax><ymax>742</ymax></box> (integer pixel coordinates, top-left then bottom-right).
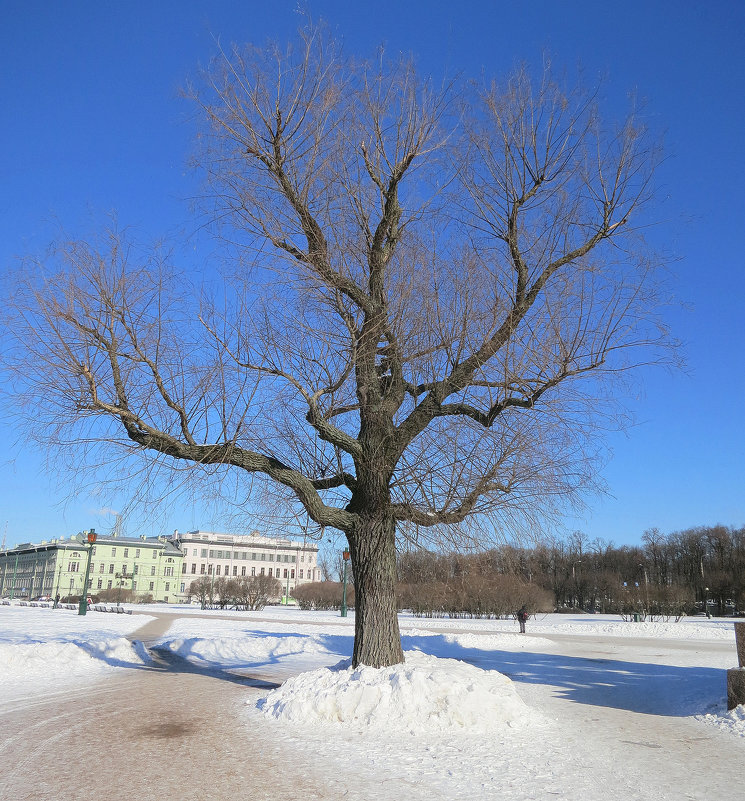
<box><xmin>0</xmin><ymin>0</ymin><xmax>743</xmax><ymax>549</ymax></box>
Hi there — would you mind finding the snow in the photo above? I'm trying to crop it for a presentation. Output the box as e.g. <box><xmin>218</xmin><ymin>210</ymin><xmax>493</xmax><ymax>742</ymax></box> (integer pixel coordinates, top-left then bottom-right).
<box><xmin>0</xmin><ymin>605</ymin><xmax>153</xmax><ymax>701</ymax></box>
<box><xmin>257</xmin><ymin>651</ymin><xmax>545</xmax><ymax>731</ymax></box>
<box><xmin>1</xmin><ymin>602</ymin><xmax>744</xmax><ymax>799</ymax></box>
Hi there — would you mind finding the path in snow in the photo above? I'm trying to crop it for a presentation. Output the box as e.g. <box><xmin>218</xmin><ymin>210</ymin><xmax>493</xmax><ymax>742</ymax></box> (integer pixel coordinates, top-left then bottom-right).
<box><xmin>1</xmin><ymin>613</ymin><xmax>743</xmax><ymax>800</ymax></box>
<box><xmin>0</xmin><ymin>615</ymin><xmax>339</xmax><ymax>801</ymax></box>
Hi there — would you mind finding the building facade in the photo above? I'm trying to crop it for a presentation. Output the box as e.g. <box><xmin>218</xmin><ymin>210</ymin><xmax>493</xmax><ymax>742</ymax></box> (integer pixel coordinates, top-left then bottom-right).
<box><xmin>0</xmin><ymin>531</ymin><xmax>184</xmax><ymax>603</ymax></box>
<box><xmin>174</xmin><ymin>529</ymin><xmax>320</xmax><ymax>601</ymax></box>
<box><xmin>0</xmin><ymin>528</ymin><xmax>321</xmax><ymax>605</ymax></box>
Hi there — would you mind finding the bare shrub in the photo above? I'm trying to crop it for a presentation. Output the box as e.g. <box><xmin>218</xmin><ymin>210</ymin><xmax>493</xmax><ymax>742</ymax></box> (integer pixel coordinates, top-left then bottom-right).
<box><xmin>292</xmin><ymin>581</ymin><xmax>355</xmax><ymax>611</ymax></box>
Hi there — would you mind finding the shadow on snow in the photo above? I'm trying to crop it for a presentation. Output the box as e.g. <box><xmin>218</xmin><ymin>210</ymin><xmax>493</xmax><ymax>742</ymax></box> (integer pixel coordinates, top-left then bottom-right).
<box><xmin>401</xmin><ymin>633</ymin><xmax>723</xmax><ymax>717</ymax></box>
<box><xmin>76</xmin><ymin>625</ymin><xmax>723</xmax><ymax>717</ymax></box>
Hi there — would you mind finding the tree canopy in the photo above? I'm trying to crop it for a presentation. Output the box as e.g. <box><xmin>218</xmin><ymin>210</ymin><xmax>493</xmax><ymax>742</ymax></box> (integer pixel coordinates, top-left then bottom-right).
<box><xmin>3</xmin><ymin>26</ymin><xmax>670</xmax><ymax>667</ymax></box>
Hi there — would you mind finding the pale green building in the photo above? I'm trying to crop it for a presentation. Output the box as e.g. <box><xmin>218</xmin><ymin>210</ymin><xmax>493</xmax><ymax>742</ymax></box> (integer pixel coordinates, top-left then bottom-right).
<box><xmin>0</xmin><ymin>530</ymin><xmax>184</xmax><ymax>603</ymax></box>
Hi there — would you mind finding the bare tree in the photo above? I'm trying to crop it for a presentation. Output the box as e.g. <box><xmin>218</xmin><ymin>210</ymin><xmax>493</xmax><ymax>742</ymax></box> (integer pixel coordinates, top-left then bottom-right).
<box><xmin>190</xmin><ymin>575</ymin><xmax>212</xmax><ymax>609</ymax></box>
<box><xmin>242</xmin><ymin>573</ymin><xmax>281</xmax><ymax>610</ymax></box>
<box><xmin>3</xmin><ymin>26</ymin><xmax>670</xmax><ymax>667</ymax></box>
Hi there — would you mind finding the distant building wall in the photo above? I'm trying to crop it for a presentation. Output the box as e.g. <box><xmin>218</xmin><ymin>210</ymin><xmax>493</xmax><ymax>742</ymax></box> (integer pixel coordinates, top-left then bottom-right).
<box><xmin>174</xmin><ymin>530</ymin><xmax>320</xmax><ymax>601</ymax></box>
<box><xmin>0</xmin><ymin>534</ymin><xmax>183</xmax><ymax>602</ymax></box>
<box><xmin>1</xmin><ymin>528</ymin><xmax>321</xmax><ymax>604</ymax></box>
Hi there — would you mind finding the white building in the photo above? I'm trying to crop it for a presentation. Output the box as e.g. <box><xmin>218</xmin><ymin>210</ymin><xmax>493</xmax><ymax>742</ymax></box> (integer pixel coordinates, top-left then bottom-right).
<box><xmin>174</xmin><ymin>529</ymin><xmax>320</xmax><ymax>600</ymax></box>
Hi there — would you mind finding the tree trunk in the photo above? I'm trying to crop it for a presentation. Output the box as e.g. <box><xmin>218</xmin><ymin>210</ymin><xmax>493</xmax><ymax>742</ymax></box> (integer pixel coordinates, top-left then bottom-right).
<box><xmin>348</xmin><ymin>511</ymin><xmax>404</xmax><ymax>668</ymax></box>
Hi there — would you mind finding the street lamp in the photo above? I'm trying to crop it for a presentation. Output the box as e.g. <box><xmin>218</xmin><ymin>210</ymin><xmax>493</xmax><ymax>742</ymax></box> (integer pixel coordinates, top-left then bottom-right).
<box><xmin>78</xmin><ymin>529</ymin><xmax>97</xmax><ymax>616</ymax></box>
<box><xmin>53</xmin><ymin>557</ymin><xmax>63</xmax><ymax>608</ymax></box>
<box><xmin>571</xmin><ymin>560</ymin><xmax>582</xmax><ymax>609</ymax></box>
<box><xmin>115</xmin><ymin>572</ymin><xmax>132</xmax><ymax>606</ymax></box>
<box><xmin>340</xmin><ymin>549</ymin><xmax>350</xmax><ymax>618</ymax></box>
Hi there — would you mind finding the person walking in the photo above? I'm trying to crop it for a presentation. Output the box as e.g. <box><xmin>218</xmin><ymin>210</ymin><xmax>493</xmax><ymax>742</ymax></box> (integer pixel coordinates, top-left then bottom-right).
<box><xmin>517</xmin><ymin>605</ymin><xmax>529</xmax><ymax>634</ymax></box>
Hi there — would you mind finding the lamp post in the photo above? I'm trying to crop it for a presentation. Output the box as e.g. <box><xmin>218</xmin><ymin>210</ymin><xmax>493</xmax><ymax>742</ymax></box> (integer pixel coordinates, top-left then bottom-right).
<box><xmin>115</xmin><ymin>572</ymin><xmax>131</xmax><ymax>606</ymax></box>
<box><xmin>52</xmin><ymin>557</ymin><xmax>63</xmax><ymax>607</ymax></box>
<box><xmin>571</xmin><ymin>560</ymin><xmax>582</xmax><ymax>609</ymax></box>
<box><xmin>78</xmin><ymin>529</ymin><xmax>97</xmax><ymax>616</ymax></box>
<box><xmin>340</xmin><ymin>549</ymin><xmax>350</xmax><ymax>618</ymax></box>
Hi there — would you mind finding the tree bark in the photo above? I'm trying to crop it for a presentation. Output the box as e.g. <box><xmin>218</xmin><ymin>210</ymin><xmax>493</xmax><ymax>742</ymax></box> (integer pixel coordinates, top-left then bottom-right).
<box><xmin>347</xmin><ymin>510</ymin><xmax>404</xmax><ymax>668</ymax></box>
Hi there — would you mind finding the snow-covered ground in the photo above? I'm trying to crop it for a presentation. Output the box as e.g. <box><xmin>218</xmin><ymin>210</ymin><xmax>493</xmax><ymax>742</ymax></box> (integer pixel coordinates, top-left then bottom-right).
<box><xmin>0</xmin><ymin>605</ymin><xmax>153</xmax><ymax>702</ymax></box>
<box><xmin>1</xmin><ymin>602</ymin><xmax>743</xmax><ymax>799</ymax></box>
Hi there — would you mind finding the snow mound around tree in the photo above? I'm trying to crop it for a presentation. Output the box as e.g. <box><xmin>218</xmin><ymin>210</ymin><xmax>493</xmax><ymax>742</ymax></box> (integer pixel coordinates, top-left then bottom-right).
<box><xmin>696</xmin><ymin>704</ymin><xmax>745</xmax><ymax>738</ymax></box>
<box><xmin>256</xmin><ymin>650</ymin><xmax>545</xmax><ymax>732</ymax></box>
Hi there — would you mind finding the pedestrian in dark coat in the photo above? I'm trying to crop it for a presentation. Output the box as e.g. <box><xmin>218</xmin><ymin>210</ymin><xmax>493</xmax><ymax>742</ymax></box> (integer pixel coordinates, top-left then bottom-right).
<box><xmin>517</xmin><ymin>605</ymin><xmax>529</xmax><ymax>634</ymax></box>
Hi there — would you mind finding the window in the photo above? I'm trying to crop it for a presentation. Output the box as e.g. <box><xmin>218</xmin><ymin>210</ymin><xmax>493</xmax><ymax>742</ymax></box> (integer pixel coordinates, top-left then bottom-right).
<box><xmin>134</xmin><ymin>564</ymin><xmax>139</xmax><ymax>575</ymax></box>
<box><xmin>200</xmin><ymin>564</ymin><xmax>206</xmax><ymax>575</ymax></box>
<box><xmin>208</xmin><ymin>564</ymin><xmax>213</xmax><ymax>575</ymax></box>
<box><xmin>124</xmin><ymin>548</ymin><xmax>129</xmax><ymax>557</ymax></box>
<box><xmin>111</xmin><ymin>548</ymin><xmax>116</xmax><ymax>556</ymax></box>
<box><xmin>284</xmin><ymin>555</ymin><xmax>289</xmax><ymax>563</ymax></box>
<box><xmin>180</xmin><ymin>583</ymin><xmax>185</xmax><ymax>593</ymax></box>
<box><xmin>107</xmin><ymin>580</ymin><xmax>113</xmax><ymax>589</ymax></box>
<box><xmin>283</xmin><ymin>569</ymin><xmax>288</xmax><ymax>578</ymax></box>
<box><xmin>136</xmin><ymin>549</ymin><xmax>140</xmax><ymax>558</ymax></box>
<box><xmin>99</xmin><ymin>563</ymin><xmax>104</xmax><ymax>573</ymax></box>
<box><xmin>149</xmin><ymin>582</ymin><xmax>154</xmax><ymax>591</ymax></box>
<box><xmin>165</xmin><ymin>583</ymin><xmax>170</xmax><ymax>592</ymax></box>
<box><xmin>164</xmin><ymin>567</ymin><xmax>173</xmax><ymax>577</ymax></box>
<box><xmin>152</xmin><ymin>550</ymin><xmax>157</xmax><ymax>559</ymax></box>
<box><xmin>301</xmin><ymin>554</ymin><xmax>305</xmax><ymax>562</ymax></box>
<box><xmin>241</xmin><ymin>566</ymin><xmax>246</xmax><ymax>576</ymax></box>
<box><xmin>209</xmin><ymin>550</ymin><xmax>215</xmax><ymax>559</ymax></box>
<box><xmin>181</xmin><ymin>563</ymin><xmax>187</xmax><ymax>574</ymax></box>
<box><xmin>291</xmin><ymin>555</ymin><xmax>296</xmax><ymax>563</ymax></box>
<box><xmin>291</xmin><ymin>569</ymin><xmax>295</xmax><ymax>579</ymax></box>
<box><xmin>201</xmin><ymin>549</ymin><xmax>207</xmax><ymax>558</ymax></box>
<box><xmin>233</xmin><ymin>565</ymin><xmax>238</xmax><ymax>576</ymax></box>
<box><xmin>216</xmin><ymin>565</ymin><xmax>221</xmax><ymax>576</ymax></box>
<box><xmin>268</xmin><ymin>568</ymin><xmax>273</xmax><ymax>577</ymax></box>
<box><xmin>251</xmin><ymin>567</ymin><xmax>255</xmax><ymax>576</ymax></box>
<box><xmin>191</xmin><ymin>564</ymin><xmax>196</xmax><ymax>574</ymax></box>
<box><xmin>109</xmin><ymin>564</ymin><xmax>115</xmax><ymax>574</ymax></box>
<box><xmin>132</xmin><ymin>581</ymin><xmax>137</xmax><ymax>591</ymax></box>
<box><xmin>151</xmin><ymin>566</ymin><xmax>156</xmax><ymax>576</ymax></box>
<box><xmin>97</xmin><ymin>578</ymin><xmax>102</xmax><ymax>589</ymax></box>
<box><xmin>260</xmin><ymin>567</ymin><xmax>265</xmax><ymax>575</ymax></box>
<box><xmin>92</xmin><ymin>547</ymin><xmax>97</xmax><ymax>556</ymax></box>
<box><xmin>299</xmin><ymin>569</ymin><xmax>304</xmax><ymax>579</ymax></box>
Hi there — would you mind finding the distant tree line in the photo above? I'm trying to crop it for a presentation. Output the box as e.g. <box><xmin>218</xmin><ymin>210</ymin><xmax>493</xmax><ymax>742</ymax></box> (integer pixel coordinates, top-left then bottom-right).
<box><xmin>309</xmin><ymin>524</ymin><xmax>744</xmax><ymax>621</ymax></box>
<box><xmin>397</xmin><ymin>524</ymin><xmax>745</xmax><ymax>620</ymax></box>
